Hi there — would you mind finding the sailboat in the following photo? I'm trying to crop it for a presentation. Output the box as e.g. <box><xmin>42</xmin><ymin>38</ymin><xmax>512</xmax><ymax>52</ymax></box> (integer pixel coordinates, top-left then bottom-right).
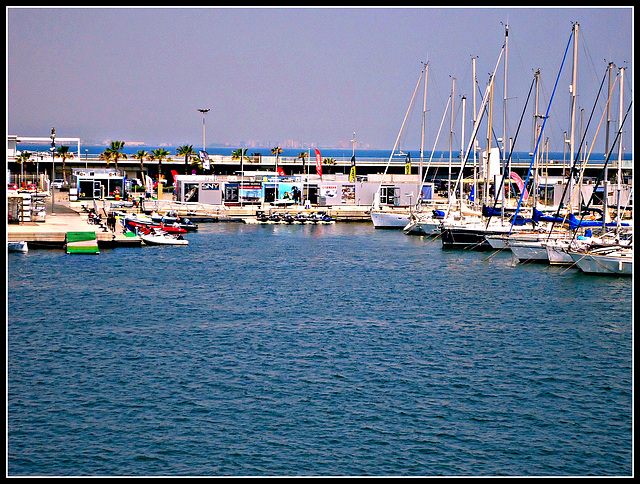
<box><xmin>403</xmin><ymin>74</ymin><xmax>476</xmax><ymax>237</ymax></box>
<box><xmin>508</xmin><ymin>32</ymin><xmax>632</xmax><ymax>267</ymax></box>
<box><xmin>568</xmin><ymin>244</ymin><xmax>632</xmax><ymax>275</ymax></box>
<box><xmin>371</xmin><ymin>63</ymin><xmax>428</xmax><ymax>229</ymax></box>
<box><xmin>440</xmin><ymin>27</ymin><xmax>520</xmax><ymax>249</ymax></box>
<box><xmin>565</xmin><ymin>66</ymin><xmax>632</xmax><ymax>275</ymax></box>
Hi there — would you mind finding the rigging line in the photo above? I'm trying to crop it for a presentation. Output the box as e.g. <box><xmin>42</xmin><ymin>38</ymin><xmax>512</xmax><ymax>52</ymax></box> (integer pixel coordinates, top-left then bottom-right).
<box><xmin>419</xmin><ymin>96</ymin><xmax>451</xmax><ymax>193</ymax></box>
<box><xmin>444</xmin><ymin>43</ymin><xmax>506</xmax><ymax>218</ymax></box>
<box><xmin>566</xmin><ymin>99</ymin><xmax>632</xmax><ymax>244</ymax></box>
<box><xmin>484</xmin><ymin>73</ymin><xmax>536</xmax><ymax>230</ymax></box>
<box><xmin>566</xmin><ymin>70</ymin><xmax>619</xmax><ymax>215</ymax></box>
<box><xmin>508</xmin><ymin>28</ymin><xmax>574</xmax><ymax>237</ymax></box>
<box><xmin>373</xmin><ymin>66</ymin><xmax>425</xmax><ymax>207</ymax></box>
<box><xmin>545</xmin><ymin>65</ymin><xmax>611</xmax><ymax>238</ymax></box>
<box><xmin>473</xmin><ymin>79</ymin><xmax>504</xmax><ymax>161</ymax></box>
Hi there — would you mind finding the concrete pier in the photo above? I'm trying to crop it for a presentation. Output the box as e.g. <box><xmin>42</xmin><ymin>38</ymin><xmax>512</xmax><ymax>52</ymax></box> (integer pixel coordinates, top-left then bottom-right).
<box><xmin>6</xmin><ymin>192</ymin><xmax>376</xmax><ymax>250</ymax></box>
<box><xmin>7</xmin><ymin>193</ymin><xmax>142</xmax><ymax>249</ymax></box>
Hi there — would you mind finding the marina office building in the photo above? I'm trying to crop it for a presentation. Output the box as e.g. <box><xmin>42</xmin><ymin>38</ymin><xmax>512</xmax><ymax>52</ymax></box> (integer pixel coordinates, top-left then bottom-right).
<box><xmin>173</xmin><ymin>173</ymin><xmax>434</xmax><ymax>208</ymax></box>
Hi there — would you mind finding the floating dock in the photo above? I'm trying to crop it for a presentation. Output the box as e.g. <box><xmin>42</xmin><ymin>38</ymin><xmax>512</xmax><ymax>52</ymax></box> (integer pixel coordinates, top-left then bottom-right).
<box><xmin>65</xmin><ymin>231</ymin><xmax>100</xmax><ymax>254</ymax></box>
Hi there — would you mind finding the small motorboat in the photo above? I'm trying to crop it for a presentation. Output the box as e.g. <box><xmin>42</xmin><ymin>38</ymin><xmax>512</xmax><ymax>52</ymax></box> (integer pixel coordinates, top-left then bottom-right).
<box><xmin>149</xmin><ymin>211</ymin><xmax>199</xmax><ymax>231</ymax></box>
<box><xmin>245</xmin><ymin>210</ymin><xmax>336</xmax><ymax>225</ymax></box>
<box><xmin>8</xmin><ymin>241</ymin><xmax>28</xmax><ymax>253</ymax></box>
<box><xmin>137</xmin><ymin>226</ymin><xmax>189</xmax><ymax>246</ymax></box>
<box><xmin>157</xmin><ymin>223</ymin><xmax>187</xmax><ymax>234</ymax></box>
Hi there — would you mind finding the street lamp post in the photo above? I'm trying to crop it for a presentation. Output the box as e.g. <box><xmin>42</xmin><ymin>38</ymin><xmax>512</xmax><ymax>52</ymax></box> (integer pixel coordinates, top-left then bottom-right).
<box><xmin>50</xmin><ymin>127</ymin><xmax>56</xmax><ymax>215</ymax></box>
<box><xmin>197</xmin><ymin>108</ymin><xmax>210</xmax><ymax>151</ymax></box>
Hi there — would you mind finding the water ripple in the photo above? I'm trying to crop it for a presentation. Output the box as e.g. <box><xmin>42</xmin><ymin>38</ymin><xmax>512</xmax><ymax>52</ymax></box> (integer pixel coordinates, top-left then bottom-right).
<box><xmin>8</xmin><ymin>224</ymin><xmax>632</xmax><ymax>476</ymax></box>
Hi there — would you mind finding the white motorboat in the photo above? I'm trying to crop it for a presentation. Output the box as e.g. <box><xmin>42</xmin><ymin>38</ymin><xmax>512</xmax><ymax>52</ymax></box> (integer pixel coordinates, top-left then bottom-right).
<box><xmin>8</xmin><ymin>241</ymin><xmax>28</xmax><ymax>252</ymax></box>
<box><xmin>138</xmin><ymin>227</ymin><xmax>188</xmax><ymax>246</ymax></box>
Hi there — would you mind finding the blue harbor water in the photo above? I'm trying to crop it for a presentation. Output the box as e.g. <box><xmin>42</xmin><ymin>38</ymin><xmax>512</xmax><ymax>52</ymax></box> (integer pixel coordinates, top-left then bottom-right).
<box><xmin>8</xmin><ymin>223</ymin><xmax>632</xmax><ymax>476</ymax></box>
<box><xmin>13</xmin><ymin>143</ymin><xmax>632</xmax><ymax>163</ymax></box>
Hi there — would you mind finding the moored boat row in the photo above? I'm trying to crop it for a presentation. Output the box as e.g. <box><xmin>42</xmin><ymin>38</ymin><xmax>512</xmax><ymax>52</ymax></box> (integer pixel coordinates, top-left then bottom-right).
<box><xmin>244</xmin><ymin>210</ymin><xmax>335</xmax><ymax>225</ymax></box>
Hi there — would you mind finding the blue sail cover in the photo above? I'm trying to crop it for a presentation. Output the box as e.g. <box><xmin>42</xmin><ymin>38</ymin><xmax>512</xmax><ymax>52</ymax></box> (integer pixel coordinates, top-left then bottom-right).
<box><xmin>568</xmin><ymin>214</ymin><xmax>630</xmax><ymax>230</ymax></box>
<box><xmin>533</xmin><ymin>208</ymin><xmax>569</xmax><ymax>225</ymax></box>
<box><xmin>483</xmin><ymin>205</ymin><xmax>531</xmax><ymax>225</ymax></box>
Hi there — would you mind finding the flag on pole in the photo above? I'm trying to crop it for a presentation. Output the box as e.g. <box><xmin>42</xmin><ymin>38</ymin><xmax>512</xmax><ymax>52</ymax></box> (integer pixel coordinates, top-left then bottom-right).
<box><xmin>199</xmin><ymin>150</ymin><xmax>210</xmax><ymax>170</ymax></box>
<box><xmin>404</xmin><ymin>152</ymin><xmax>412</xmax><ymax>175</ymax></box>
<box><xmin>349</xmin><ymin>155</ymin><xmax>356</xmax><ymax>182</ymax></box>
<box><xmin>314</xmin><ymin>149</ymin><xmax>322</xmax><ymax>177</ymax></box>
<box><xmin>510</xmin><ymin>172</ymin><xmax>529</xmax><ymax>200</ymax></box>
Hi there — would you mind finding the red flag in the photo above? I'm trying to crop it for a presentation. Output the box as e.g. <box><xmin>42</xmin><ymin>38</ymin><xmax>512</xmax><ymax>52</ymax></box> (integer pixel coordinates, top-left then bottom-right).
<box><xmin>277</xmin><ymin>167</ymin><xmax>286</xmax><ymax>176</ymax></box>
<box><xmin>510</xmin><ymin>172</ymin><xmax>528</xmax><ymax>200</ymax></box>
<box><xmin>314</xmin><ymin>149</ymin><xmax>322</xmax><ymax>177</ymax></box>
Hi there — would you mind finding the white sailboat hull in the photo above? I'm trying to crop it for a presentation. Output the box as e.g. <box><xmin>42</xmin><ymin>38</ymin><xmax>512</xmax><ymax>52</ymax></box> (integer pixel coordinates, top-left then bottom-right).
<box><xmin>546</xmin><ymin>242</ymin><xmax>574</xmax><ymax>265</ymax></box>
<box><xmin>569</xmin><ymin>248</ymin><xmax>632</xmax><ymax>275</ymax></box>
<box><xmin>509</xmin><ymin>241</ymin><xmax>550</xmax><ymax>262</ymax></box>
<box><xmin>370</xmin><ymin>210</ymin><xmax>410</xmax><ymax>229</ymax></box>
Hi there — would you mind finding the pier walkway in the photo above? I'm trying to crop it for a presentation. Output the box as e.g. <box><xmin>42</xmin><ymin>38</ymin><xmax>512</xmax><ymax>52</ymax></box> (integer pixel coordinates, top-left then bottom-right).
<box><xmin>7</xmin><ymin>192</ymin><xmax>141</xmax><ymax>249</ymax></box>
<box><xmin>7</xmin><ymin>192</ymin><xmax>379</xmax><ymax>249</ymax></box>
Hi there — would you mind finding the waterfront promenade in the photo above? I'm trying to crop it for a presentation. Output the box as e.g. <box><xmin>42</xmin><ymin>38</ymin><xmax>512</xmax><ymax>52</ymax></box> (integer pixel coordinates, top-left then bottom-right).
<box><xmin>7</xmin><ymin>192</ymin><xmax>376</xmax><ymax>249</ymax></box>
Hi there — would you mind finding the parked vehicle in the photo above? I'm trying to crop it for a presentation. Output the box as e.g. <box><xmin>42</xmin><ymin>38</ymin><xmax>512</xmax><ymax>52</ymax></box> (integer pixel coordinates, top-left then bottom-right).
<box><xmin>7</xmin><ymin>183</ymin><xmax>18</xmax><ymax>191</ymax></box>
<box><xmin>52</xmin><ymin>179</ymin><xmax>66</xmax><ymax>189</ymax></box>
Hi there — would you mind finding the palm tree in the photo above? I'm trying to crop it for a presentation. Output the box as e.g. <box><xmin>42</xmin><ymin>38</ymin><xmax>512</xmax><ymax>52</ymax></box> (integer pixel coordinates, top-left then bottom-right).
<box><xmin>16</xmin><ymin>151</ymin><xmax>31</xmax><ymax>188</ymax></box>
<box><xmin>98</xmin><ymin>150</ymin><xmax>114</xmax><ymax>166</ymax></box>
<box><xmin>323</xmin><ymin>157</ymin><xmax>337</xmax><ymax>175</ymax></box>
<box><xmin>232</xmin><ymin>148</ymin><xmax>249</xmax><ymax>177</ymax></box>
<box><xmin>231</xmin><ymin>148</ymin><xmax>249</xmax><ymax>163</ymax></box>
<box><xmin>56</xmin><ymin>145</ymin><xmax>72</xmax><ymax>184</ymax></box>
<box><xmin>150</xmin><ymin>148</ymin><xmax>170</xmax><ymax>182</ymax></box>
<box><xmin>102</xmin><ymin>140</ymin><xmax>127</xmax><ymax>171</ymax></box>
<box><xmin>297</xmin><ymin>151</ymin><xmax>309</xmax><ymax>174</ymax></box>
<box><xmin>176</xmin><ymin>144</ymin><xmax>197</xmax><ymax>174</ymax></box>
<box><xmin>271</xmin><ymin>146</ymin><xmax>283</xmax><ymax>173</ymax></box>
<box><xmin>134</xmin><ymin>150</ymin><xmax>148</xmax><ymax>180</ymax></box>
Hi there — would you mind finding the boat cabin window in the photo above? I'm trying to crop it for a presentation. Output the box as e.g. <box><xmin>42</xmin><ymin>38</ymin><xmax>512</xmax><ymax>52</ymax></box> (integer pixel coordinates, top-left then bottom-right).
<box><xmin>379</xmin><ymin>186</ymin><xmax>399</xmax><ymax>205</ymax></box>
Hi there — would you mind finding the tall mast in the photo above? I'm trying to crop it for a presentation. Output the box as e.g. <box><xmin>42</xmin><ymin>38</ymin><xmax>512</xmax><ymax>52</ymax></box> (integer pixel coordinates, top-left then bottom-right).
<box><xmin>485</xmin><ymin>76</ymin><xmax>494</xmax><ymax>206</ymax></box>
<box><xmin>569</xmin><ymin>23</ymin><xmax>579</xmax><ymax>211</ymax></box>
<box><xmin>419</xmin><ymin>62</ymin><xmax>429</xmax><ymax>198</ymax></box>
<box><xmin>503</xmin><ymin>22</ymin><xmax>509</xmax><ymax>165</ymax></box>
<box><xmin>616</xmin><ymin>66</ymin><xmax>624</xmax><ymax>231</ymax></box>
<box><xmin>500</xmin><ymin>22</ymin><xmax>509</xmax><ymax>219</ymax></box>
<box><xmin>570</xmin><ymin>23</ymin><xmax>578</xmax><ymax>162</ymax></box>
<box><xmin>605</xmin><ymin>62</ymin><xmax>614</xmax><ymax>153</ymax></box>
<box><xmin>472</xmin><ymin>56</ymin><xmax>478</xmax><ymax>208</ymax></box>
<box><xmin>449</xmin><ymin>76</ymin><xmax>455</xmax><ymax>201</ymax></box>
<box><xmin>460</xmin><ymin>95</ymin><xmax>466</xmax><ymax>204</ymax></box>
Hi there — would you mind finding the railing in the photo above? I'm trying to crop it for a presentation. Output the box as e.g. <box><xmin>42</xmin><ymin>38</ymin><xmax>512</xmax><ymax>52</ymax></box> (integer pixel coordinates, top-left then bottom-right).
<box><xmin>142</xmin><ymin>199</ymin><xmax>229</xmax><ymax>218</ymax></box>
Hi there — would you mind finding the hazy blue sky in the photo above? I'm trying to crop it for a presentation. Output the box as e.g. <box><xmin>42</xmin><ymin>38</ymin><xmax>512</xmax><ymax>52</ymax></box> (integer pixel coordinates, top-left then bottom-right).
<box><xmin>7</xmin><ymin>7</ymin><xmax>633</xmax><ymax>152</ymax></box>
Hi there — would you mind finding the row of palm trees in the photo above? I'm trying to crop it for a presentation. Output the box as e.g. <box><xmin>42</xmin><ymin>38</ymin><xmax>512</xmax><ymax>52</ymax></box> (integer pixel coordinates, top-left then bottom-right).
<box><xmin>268</xmin><ymin>146</ymin><xmax>337</xmax><ymax>169</ymax></box>
<box><xmin>99</xmin><ymin>141</ymin><xmax>201</xmax><ymax>181</ymax></box>
<box><xmin>232</xmin><ymin>147</ymin><xmax>336</xmax><ymax>168</ymax></box>
<box><xmin>15</xmin><ymin>145</ymin><xmax>75</xmax><ymax>185</ymax></box>
<box><xmin>15</xmin><ymin>141</ymin><xmax>339</xmax><ymax>186</ymax></box>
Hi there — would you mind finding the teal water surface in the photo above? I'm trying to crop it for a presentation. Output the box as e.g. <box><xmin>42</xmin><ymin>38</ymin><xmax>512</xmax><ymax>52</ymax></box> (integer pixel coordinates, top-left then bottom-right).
<box><xmin>8</xmin><ymin>223</ymin><xmax>632</xmax><ymax>476</ymax></box>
